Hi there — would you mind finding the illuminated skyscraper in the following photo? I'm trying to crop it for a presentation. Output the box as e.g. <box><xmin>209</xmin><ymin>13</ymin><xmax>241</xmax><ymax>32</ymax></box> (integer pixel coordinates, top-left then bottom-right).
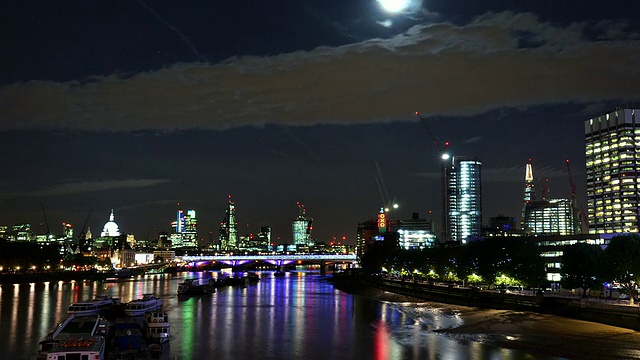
<box><xmin>292</xmin><ymin>202</ymin><xmax>313</xmax><ymax>246</ymax></box>
<box><xmin>521</xmin><ymin>161</ymin><xmax>536</xmax><ymax>227</ymax></box>
<box><xmin>585</xmin><ymin>109</ymin><xmax>640</xmax><ymax>234</ymax></box>
<box><xmin>171</xmin><ymin>209</ymin><xmax>198</xmax><ymax>248</ymax></box>
<box><xmin>219</xmin><ymin>195</ymin><xmax>238</xmax><ymax>250</ymax></box>
<box><xmin>446</xmin><ymin>156</ymin><xmax>482</xmax><ymax>244</ymax></box>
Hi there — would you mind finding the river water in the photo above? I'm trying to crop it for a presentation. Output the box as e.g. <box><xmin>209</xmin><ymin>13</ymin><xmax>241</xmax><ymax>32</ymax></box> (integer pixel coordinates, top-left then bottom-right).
<box><xmin>1</xmin><ymin>271</ymin><xmax>633</xmax><ymax>360</ymax></box>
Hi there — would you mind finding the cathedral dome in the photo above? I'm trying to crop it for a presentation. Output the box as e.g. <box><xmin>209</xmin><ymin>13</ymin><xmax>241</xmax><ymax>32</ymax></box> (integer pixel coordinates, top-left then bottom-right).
<box><xmin>101</xmin><ymin>209</ymin><xmax>121</xmax><ymax>237</ymax></box>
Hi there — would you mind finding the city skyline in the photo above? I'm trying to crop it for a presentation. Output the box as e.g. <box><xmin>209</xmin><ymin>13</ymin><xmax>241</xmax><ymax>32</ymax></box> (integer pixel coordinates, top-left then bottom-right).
<box><xmin>1</xmin><ymin>1</ymin><xmax>639</xmax><ymax>244</ymax></box>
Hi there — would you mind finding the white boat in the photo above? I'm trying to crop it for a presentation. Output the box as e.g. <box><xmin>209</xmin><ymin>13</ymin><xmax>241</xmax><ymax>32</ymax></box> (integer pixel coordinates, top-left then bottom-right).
<box><xmin>45</xmin><ymin>336</ymin><xmax>106</xmax><ymax>360</ymax></box>
<box><xmin>67</xmin><ymin>295</ymin><xmax>120</xmax><ymax>316</ymax></box>
<box><xmin>37</xmin><ymin>314</ymin><xmax>110</xmax><ymax>359</ymax></box>
<box><xmin>124</xmin><ymin>294</ymin><xmax>163</xmax><ymax>316</ymax></box>
<box><xmin>144</xmin><ymin>311</ymin><xmax>171</xmax><ymax>344</ymax></box>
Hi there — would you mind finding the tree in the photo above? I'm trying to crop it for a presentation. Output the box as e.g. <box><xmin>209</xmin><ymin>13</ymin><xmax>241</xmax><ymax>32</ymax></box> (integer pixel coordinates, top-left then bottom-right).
<box><xmin>360</xmin><ymin>244</ymin><xmax>389</xmax><ymax>274</ymax></box>
<box><xmin>601</xmin><ymin>234</ymin><xmax>640</xmax><ymax>305</ymax></box>
<box><xmin>560</xmin><ymin>243</ymin><xmax>603</xmax><ymax>297</ymax></box>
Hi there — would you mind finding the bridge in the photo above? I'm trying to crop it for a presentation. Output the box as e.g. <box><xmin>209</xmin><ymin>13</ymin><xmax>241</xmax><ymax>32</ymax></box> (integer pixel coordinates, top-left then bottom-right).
<box><xmin>180</xmin><ymin>254</ymin><xmax>357</xmax><ymax>274</ymax></box>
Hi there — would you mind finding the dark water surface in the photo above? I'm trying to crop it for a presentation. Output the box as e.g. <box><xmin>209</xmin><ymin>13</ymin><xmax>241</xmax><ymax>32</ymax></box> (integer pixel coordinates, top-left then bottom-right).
<box><xmin>1</xmin><ymin>271</ymin><xmax>565</xmax><ymax>360</ymax></box>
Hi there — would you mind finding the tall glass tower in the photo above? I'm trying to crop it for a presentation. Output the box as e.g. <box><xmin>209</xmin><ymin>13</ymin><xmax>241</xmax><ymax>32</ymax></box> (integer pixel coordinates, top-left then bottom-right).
<box><xmin>219</xmin><ymin>195</ymin><xmax>238</xmax><ymax>250</ymax></box>
<box><xmin>292</xmin><ymin>202</ymin><xmax>313</xmax><ymax>246</ymax></box>
<box><xmin>447</xmin><ymin>156</ymin><xmax>482</xmax><ymax>244</ymax></box>
<box><xmin>585</xmin><ymin>109</ymin><xmax>640</xmax><ymax>234</ymax></box>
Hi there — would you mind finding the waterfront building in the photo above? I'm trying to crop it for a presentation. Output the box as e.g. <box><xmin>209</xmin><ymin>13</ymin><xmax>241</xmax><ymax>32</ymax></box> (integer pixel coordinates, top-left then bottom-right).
<box><xmin>356</xmin><ymin>219</ymin><xmax>379</xmax><ymax>259</ymax></box>
<box><xmin>292</xmin><ymin>202</ymin><xmax>314</xmax><ymax>247</ymax></box>
<box><xmin>531</xmin><ymin>234</ymin><xmax>607</xmax><ymax>285</ymax></box>
<box><xmin>357</xmin><ymin>212</ymin><xmax>436</xmax><ymax>257</ymax></box>
<box><xmin>585</xmin><ymin>109</ymin><xmax>640</xmax><ymax>234</ymax></box>
<box><xmin>219</xmin><ymin>195</ymin><xmax>238</xmax><ymax>250</ymax></box>
<box><xmin>446</xmin><ymin>156</ymin><xmax>482</xmax><ymax>244</ymax></box>
<box><xmin>397</xmin><ymin>213</ymin><xmax>436</xmax><ymax>250</ymax></box>
<box><xmin>153</xmin><ymin>250</ymin><xmax>176</xmax><ymax>263</ymax></box>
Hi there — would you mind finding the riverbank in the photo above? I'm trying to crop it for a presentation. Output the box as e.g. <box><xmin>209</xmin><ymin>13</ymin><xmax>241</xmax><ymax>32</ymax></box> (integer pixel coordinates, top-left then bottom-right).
<box><xmin>332</xmin><ymin>275</ymin><xmax>640</xmax><ymax>359</ymax></box>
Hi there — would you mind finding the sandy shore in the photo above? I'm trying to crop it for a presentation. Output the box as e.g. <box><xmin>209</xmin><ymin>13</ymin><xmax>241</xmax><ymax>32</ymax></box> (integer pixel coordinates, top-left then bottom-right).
<box><xmin>342</xmin><ymin>282</ymin><xmax>640</xmax><ymax>359</ymax></box>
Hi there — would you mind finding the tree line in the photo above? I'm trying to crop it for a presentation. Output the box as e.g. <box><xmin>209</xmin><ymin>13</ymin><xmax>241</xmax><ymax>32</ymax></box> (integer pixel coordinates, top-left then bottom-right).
<box><xmin>360</xmin><ymin>234</ymin><xmax>640</xmax><ymax>303</ymax></box>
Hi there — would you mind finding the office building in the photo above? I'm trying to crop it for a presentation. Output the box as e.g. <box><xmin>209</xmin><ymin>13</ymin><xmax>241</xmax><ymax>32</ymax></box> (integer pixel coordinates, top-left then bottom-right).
<box><xmin>585</xmin><ymin>109</ymin><xmax>640</xmax><ymax>234</ymax></box>
<box><xmin>292</xmin><ymin>202</ymin><xmax>313</xmax><ymax>247</ymax></box>
<box><xmin>397</xmin><ymin>213</ymin><xmax>436</xmax><ymax>250</ymax></box>
<box><xmin>446</xmin><ymin>156</ymin><xmax>482</xmax><ymax>244</ymax></box>
<box><xmin>523</xmin><ymin>199</ymin><xmax>576</xmax><ymax>236</ymax></box>
<box><xmin>219</xmin><ymin>195</ymin><xmax>238</xmax><ymax>250</ymax></box>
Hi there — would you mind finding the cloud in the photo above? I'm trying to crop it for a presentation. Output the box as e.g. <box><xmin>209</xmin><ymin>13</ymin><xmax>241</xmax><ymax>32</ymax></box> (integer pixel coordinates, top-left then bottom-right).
<box><xmin>1</xmin><ymin>12</ymin><xmax>639</xmax><ymax>132</ymax></box>
<box><xmin>3</xmin><ymin>179</ymin><xmax>171</xmax><ymax>198</ymax></box>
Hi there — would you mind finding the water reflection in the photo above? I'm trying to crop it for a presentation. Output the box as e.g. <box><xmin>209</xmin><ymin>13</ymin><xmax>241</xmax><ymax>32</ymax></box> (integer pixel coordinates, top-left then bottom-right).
<box><xmin>0</xmin><ymin>272</ymin><xmax>594</xmax><ymax>360</ymax></box>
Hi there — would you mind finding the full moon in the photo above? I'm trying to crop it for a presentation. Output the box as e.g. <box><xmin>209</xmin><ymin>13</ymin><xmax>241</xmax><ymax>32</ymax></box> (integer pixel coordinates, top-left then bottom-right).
<box><xmin>377</xmin><ymin>0</ymin><xmax>411</xmax><ymax>13</ymax></box>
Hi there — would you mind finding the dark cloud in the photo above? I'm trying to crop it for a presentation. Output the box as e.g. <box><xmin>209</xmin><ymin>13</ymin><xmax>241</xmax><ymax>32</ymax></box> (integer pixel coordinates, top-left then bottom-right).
<box><xmin>2</xmin><ymin>179</ymin><xmax>172</xmax><ymax>198</ymax></box>
<box><xmin>1</xmin><ymin>12</ymin><xmax>638</xmax><ymax>132</ymax></box>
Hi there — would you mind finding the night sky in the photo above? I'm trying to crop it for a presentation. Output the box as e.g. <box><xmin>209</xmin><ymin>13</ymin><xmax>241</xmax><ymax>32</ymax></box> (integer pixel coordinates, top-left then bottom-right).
<box><xmin>1</xmin><ymin>0</ymin><xmax>639</xmax><ymax>244</ymax></box>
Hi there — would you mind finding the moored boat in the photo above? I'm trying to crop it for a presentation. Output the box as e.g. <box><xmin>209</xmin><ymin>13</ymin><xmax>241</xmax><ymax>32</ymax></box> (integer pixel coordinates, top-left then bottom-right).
<box><xmin>37</xmin><ymin>314</ymin><xmax>110</xmax><ymax>359</ymax></box>
<box><xmin>67</xmin><ymin>295</ymin><xmax>120</xmax><ymax>316</ymax></box>
<box><xmin>144</xmin><ymin>311</ymin><xmax>171</xmax><ymax>344</ymax></box>
<box><xmin>45</xmin><ymin>336</ymin><xmax>106</xmax><ymax>360</ymax></box>
<box><xmin>177</xmin><ymin>278</ymin><xmax>216</xmax><ymax>295</ymax></box>
<box><xmin>124</xmin><ymin>294</ymin><xmax>163</xmax><ymax>316</ymax></box>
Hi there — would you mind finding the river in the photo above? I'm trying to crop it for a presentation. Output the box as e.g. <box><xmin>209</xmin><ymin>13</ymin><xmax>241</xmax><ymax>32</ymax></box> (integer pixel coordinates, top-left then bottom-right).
<box><xmin>1</xmin><ymin>270</ymin><xmax>638</xmax><ymax>360</ymax></box>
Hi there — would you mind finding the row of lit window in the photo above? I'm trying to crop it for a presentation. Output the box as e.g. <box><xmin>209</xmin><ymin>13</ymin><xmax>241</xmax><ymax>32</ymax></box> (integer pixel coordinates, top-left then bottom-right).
<box><xmin>592</xmin><ymin>200</ymin><xmax>631</xmax><ymax>207</ymax></box>
<box><xmin>540</xmin><ymin>251</ymin><xmax>564</xmax><ymax>257</ymax></box>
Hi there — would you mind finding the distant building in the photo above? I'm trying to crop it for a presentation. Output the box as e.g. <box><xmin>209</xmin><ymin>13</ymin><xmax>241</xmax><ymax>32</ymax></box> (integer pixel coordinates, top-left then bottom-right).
<box><xmin>292</xmin><ymin>202</ymin><xmax>314</xmax><ymax>247</ymax></box>
<box><xmin>397</xmin><ymin>213</ymin><xmax>436</xmax><ymax>250</ymax></box>
<box><xmin>585</xmin><ymin>109</ymin><xmax>640</xmax><ymax>234</ymax></box>
<box><xmin>101</xmin><ymin>209</ymin><xmax>121</xmax><ymax>237</ymax></box>
<box><xmin>357</xmin><ymin>212</ymin><xmax>436</xmax><ymax>257</ymax></box>
<box><xmin>257</xmin><ymin>226</ymin><xmax>272</xmax><ymax>248</ymax></box>
<box><xmin>483</xmin><ymin>215</ymin><xmax>520</xmax><ymax>237</ymax></box>
<box><xmin>524</xmin><ymin>199</ymin><xmax>577</xmax><ymax>236</ymax></box>
<box><xmin>520</xmin><ymin>161</ymin><xmax>580</xmax><ymax>236</ymax></box>
<box><xmin>446</xmin><ymin>156</ymin><xmax>482</xmax><ymax>244</ymax></box>
<box><xmin>171</xmin><ymin>209</ymin><xmax>198</xmax><ymax>248</ymax></box>
<box><xmin>219</xmin><ymin>195</ymin><xmax>238</xmax><ymax>250</ymax></box>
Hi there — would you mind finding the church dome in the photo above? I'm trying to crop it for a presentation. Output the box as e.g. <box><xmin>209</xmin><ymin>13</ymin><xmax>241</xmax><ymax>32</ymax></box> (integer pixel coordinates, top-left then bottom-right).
<box><xmin>101</xmin><ymin>209</ymin><xmax>121</xmax><ymax>237</ymax></box>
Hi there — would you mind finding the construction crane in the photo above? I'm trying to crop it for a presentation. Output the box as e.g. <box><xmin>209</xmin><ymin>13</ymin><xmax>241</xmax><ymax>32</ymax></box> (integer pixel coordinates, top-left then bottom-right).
<box><xmin>538</xmin><ymin>177</ymin><xmax>549</xmax><ymax>200</ymax></box>
<box><xmin>78</xmin><ymin>207</ymin><xmax>93</xmax><ymax>251</ymax></box>
<box><xmin>415</xmin><ymin>111</ymin><xmax>450</xmax><ymax>243</ymax></box>
<box><xmin>566</xmin><ymin>160</ymin><xmax>587</xmax><ymax>233</ymax></box>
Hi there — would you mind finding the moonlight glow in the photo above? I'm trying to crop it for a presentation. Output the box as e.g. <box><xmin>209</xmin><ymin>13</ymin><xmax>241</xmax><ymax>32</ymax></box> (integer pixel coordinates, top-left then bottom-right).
<box><xmin>377</xmin><ymin>0</ymin><xmax>411</xmax><ymax>13</ymax></box>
